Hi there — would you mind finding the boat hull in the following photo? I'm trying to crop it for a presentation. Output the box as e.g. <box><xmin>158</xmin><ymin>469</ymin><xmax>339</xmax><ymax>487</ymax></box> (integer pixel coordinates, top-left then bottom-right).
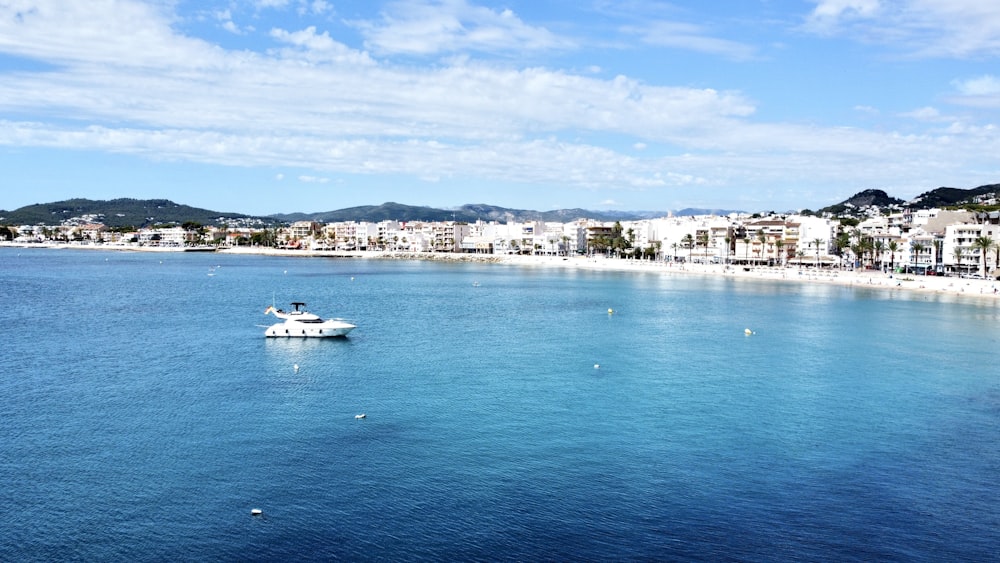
<box><xmin>265</xmin><ymin>321</ymin><xmax>355</xmax><ymax>338</ymax></box>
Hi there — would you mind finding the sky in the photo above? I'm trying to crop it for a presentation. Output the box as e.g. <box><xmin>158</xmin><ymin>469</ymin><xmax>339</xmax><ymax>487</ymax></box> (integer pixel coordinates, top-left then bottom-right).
<box><xmin>1</xmin><ymin>0</ymin><xmax>999</xmax><ymax>216</ymax></box>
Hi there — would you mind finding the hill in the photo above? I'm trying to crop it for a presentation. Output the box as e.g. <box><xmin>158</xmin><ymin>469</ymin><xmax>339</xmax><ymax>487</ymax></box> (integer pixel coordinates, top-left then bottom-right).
<box><xmin>908</xmin><ymin>184</ymin><xmax>1000</xmax><ymax>208</ymax></box>
<box><xmin>819</xmin><ymin>183</ymin><xmax>1000</xmax><ymax>216</ymax></box>
<box><xmin>818</xmin><ymin>189</ymin><xmax>905</xmax><ymax>216</ymax></box>
<box><xmin>0</xmin><ymin>198</ymin><xmax>276</xmax><ymax>228</ymax></box>
<box><xmin>268</xmin><ymin>202</ymin><xmax>681</xmax><ymax>224</ymax></box>
<box><xmin>1</xmin><ymin>199</ymin><xmax>682</xmax><ymax>227</ymax></box>
<box><xmin>5</xmin><ymin>183</ymin><xmax>997</xmax><ymax>228</ymax></box>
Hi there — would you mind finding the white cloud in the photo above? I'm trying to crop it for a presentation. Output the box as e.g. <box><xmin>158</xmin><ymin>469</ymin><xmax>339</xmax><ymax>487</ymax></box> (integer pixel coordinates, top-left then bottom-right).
<box><xmin>269</xmin><ymin>26</ymin><xmax>375</xmax><ymax>64</ymax></box>
<box><xmin>953</xmin><ymin>75</ymin><xmax>1000</xmax><ymax>96</ymax></box>
<box><xmin>899</xmin><ymin>106</ymin><xmax>941</xmax><ymax>120</ymax></box>
<box><xmin>947</xmin><ymin>75</ymin><xmax>1000</xmax><ymax>108</ymax></box>
<box><xmin>804</xmin><ymin>0</ymin><xmax>881</xmax><ymax>34</ymax></box>
<box><xmin>803</xmin><ymin>0</ymin><xmax>1000</xmax><ymax>58</ymax></box>
<box><xmin>298</xmin><ymin>175</ymin><xmax>329</xmax><ymax>183</ymax></box>
<box><xmin>216</xmin><ymin>10</ymin><xmax>252</xmax><ymax>35</ymax></box>
<box><xmin>254</xmin><ymin>0</ymin><xmax>291</xmax><ymax>9</ymax></box>
<box><xmin>625</xmin><ymin>21</ymin><xmax>757</xmax><ymax>61</ymax></box>
<box><xmin>351</xmin><ymin>0</ymin><xmax>575</xmax><ymax>56</ymax></box>
<box><xmin>0</xmin><ymin>0</ymin><xmax>998</xmax><ymax>206</ymax></box>
<box><xmin>300</xmin><ymin>1</ymin><xmax>332</xmax><ymax>16</ymax></box>
<box><xmin>0</xmin><ymin>1</ymin><xmax>222</xmax><ymax>68</ymax></box>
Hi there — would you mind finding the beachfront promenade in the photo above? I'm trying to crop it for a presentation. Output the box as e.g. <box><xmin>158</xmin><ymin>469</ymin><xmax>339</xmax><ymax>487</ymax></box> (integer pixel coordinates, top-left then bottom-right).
<box><xmin>4</xmin><ymin>241</ymin><xmax>998</xmax><ymax>302</ymax></box>
<box><xmin>220</xmin><ymin>245</ymin><xmax>1000</xmax><ymax>302</ymax></box>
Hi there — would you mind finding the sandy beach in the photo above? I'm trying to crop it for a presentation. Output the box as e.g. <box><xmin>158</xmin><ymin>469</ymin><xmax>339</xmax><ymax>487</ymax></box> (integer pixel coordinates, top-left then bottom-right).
<box><xmin>6</xmin><ymin>241</ymin><xmax>999</xmax><ymax>303</ymax></box>
<box><xmin>215</xmin><ymin>245</ymin><xmax>1000</xmax><ymax>303</ymax></box>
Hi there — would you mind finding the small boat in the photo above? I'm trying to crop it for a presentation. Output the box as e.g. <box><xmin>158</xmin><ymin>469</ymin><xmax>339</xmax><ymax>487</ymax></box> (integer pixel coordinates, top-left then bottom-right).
<box><xmin>264</xmin><ymin>302</ymin><xmax>356</xmax><ymax>338</ymax></box>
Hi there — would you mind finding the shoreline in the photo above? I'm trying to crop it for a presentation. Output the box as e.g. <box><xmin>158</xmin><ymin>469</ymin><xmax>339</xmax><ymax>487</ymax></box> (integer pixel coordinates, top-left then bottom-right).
<box><xmin>5</xmin><ymin>241</ymin><xmax>999</xmax><ymax>303</ymax></box>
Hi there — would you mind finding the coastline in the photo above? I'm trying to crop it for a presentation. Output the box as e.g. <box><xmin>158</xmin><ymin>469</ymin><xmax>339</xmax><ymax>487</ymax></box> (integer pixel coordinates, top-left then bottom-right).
<box><xmin>5</xmin><ymin>241</ymin><xmax>999</xmax><ymax>303</ymax></box>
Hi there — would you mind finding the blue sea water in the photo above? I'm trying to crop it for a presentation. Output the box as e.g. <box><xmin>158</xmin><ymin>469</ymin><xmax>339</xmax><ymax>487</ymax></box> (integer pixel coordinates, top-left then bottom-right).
<box><xmin>1</xmin><ymin>247</ymin><xmax>998</xmax><ymax>561</ymax></box>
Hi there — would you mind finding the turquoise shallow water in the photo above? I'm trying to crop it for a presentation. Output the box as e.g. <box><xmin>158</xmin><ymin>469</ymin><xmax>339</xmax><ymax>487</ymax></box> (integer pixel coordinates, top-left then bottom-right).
<box><xmin>1</xmin><ymin>248</ymin><xmax>998</xmax><ymax>561</ymax></box>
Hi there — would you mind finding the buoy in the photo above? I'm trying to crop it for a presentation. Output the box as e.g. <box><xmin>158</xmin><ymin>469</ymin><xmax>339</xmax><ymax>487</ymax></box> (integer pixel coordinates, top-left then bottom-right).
<box><xmin>293</xmin><ymin>363</ymin><xmax>299</xmax><ymax>373</ymax></box>
<box><xmin>594</xmin><ymin>364</ymin><xmax>600</xmax><ymax>369</ymax></box>
<box><xmin>744</xmin><ymin>328</ymin><xmax>753</xmax><ymax>335</ymax></box>
<box><xmin>355</xmin><ymin>413</ymin><xmax>366</xmax><ymax>419</ymax></box>
<box><xmin>251</xmin><ymin>508</ymin><xmax>262</xmax><ymax>516</ymax></box>
<box><xmin>607</xmin><ymin>308</ymin><xmax>614</xmax><ymax>314</ymax></box>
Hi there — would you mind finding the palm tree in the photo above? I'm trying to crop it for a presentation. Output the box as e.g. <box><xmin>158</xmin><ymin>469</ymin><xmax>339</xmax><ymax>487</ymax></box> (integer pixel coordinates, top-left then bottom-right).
<box><xmin>850</xmin><ymin>243</ymin><xmax>863</xmax><ymax>269</ymax></box>
<box><xmin>835</xmin><ymin>231</ymin><xmax>851</xmax><ymax>267</ymax></box>
<box><xmin>683</xmin><ymin>233</ymin><xmax>694</xmax><ymax>262</ymax></box>
<box><xmin>812</xmin><ymin>238</ymin><xmax>824</xmax><ymax>269</ymax></box>
<box><xmin>670</xmin><ymin>242</ymin><xmax>679</xmax><ymax>262</ymax></box>
<box><xmin>756</xmin><ymin>230</ymin><xmax>766</xmax><ymax>266</ymax></box>
<box><xmin>994</xmin><ymin>241</ymin><xmax>1000</xmax><ymax>274</ymax></box>
<box><xmin>774</xmin><ymin>239</ymin><xmax>785</xmax><ymax>267</ymax></box>
<box><xmin>743</xmin><ymin>236</ymin><xmax>751</xmax><ymax>265</ymax></box>
<box><xmin>933</xmin><ymin>240</ymin><xmax>944</xmax><ymax>273</ymax></box>
<box><xmin>953</xmin><ymin>246</ymin><xmax>964</xmax><ymax>276</ymax></box>
<box><xmin>852</xmin><ymin>230</ymin><xmax>866</xmax><ymax>266</ymax></box>
<box><xmin>873</xmin><ymin>240</ymin><xmax>885</xmax><ymax>271</ymax></box>
<box><xmin>910</xmin><ymin>242</ymin><xmax>926</xmax><ymax>274</ymax></box>
<box><xmin>972</xmin><ymin>236</ymin><xmax>994</xmax><ymax>278</ymax></box>
<box><xmin>888</xmin><ymin>241</ymin><xmax>898</xmax><ymax>272</ymax></box>
<box><xmin>994</xmin><ymin>241</ymin><xmax>1000</xmax><ymax>277</ymax></box>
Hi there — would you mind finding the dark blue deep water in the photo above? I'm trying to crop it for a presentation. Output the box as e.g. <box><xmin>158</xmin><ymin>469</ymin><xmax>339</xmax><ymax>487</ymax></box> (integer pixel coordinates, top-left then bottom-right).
<box><xmin>2</xmin><ymin>248</ymin><xmax>998</xmax><ymax>561</ymax></box>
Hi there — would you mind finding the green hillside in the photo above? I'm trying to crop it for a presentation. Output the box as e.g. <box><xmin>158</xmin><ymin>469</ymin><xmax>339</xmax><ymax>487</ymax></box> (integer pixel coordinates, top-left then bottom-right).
<box><xmin>0</xmin><ymin>198</ymin><xmax>275</xmax><ymax>228</ymax></box>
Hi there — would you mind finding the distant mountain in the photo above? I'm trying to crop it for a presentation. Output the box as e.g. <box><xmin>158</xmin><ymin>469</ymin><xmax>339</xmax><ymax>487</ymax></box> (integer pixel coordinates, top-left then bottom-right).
<box><xmin>0</xmin><ymin>198</ymin><xmax>275</xmax><ymax>228</ymax></box>
<box><xmin>269</xmin><ymin>202</ymin><xmax>675</xmax><ymax>224</ymax></box>
<box><xmin>818</xmin><ymin>189</ymin><xmax>905</xmax><ymax>216</ymax></box>
<box><xmin>817</xmin><ymin>184</ymin><xmax>1000</xmax><ymax>217</ymax></box>
<box><xmin>5</xmin><ymin>183</ymin><xmax>996</xmax><ymax>228</ymax></box>
<box><xmin>908</xmin><ymin>184</ymin><xmax>1000</xmax><ymax>208</ymax></box>
<box><xmin>674</xmin><ymin>208</ymin><xmax>742</xmax><ymax>217</ymax></box>
<box><xmin>1</xmin><ymin>198</ymin><xmax>678</xmax><ymax>227</ymax></box>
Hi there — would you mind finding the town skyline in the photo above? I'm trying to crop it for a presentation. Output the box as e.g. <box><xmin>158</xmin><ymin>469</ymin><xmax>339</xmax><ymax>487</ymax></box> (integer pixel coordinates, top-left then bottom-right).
<box><xmin>4</xmin><ymin>183</ymin><xmax>998</xmax><ymax>230</ymax></box>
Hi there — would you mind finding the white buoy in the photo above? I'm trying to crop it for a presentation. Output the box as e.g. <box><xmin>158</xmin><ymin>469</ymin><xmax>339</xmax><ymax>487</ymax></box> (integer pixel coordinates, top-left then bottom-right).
<box><xmin>744</xmin><ymin>328</ymin><xmax>754</xmax><ymax>335</ymax></box>
<box><xmin>251</xmin><ymin>508</ymin><xmax>263</xmax><ymax>516</ymax></box>
<box><xmin>594</xmin><ymin>364</ymin><xmax>600</xmax><ymax>369</ymax></box>
<box><xmin>607</xmin><ymin>308</ymin><xmax>614</xmax><ymax>314</ymax></box>
<box><xmin>355</xmin><ymin>413</ymin><xmax>366</xmax><ymax>419</ymax></box>
<box><xmin>293</xmin><ymin>363</ymin><xmax>299</xmax><ymax>373</ymax></box>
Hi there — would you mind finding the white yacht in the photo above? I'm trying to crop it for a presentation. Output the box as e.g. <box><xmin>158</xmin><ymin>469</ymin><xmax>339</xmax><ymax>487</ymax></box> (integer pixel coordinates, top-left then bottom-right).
<box><xmin>264</xmin><ymin>302</ymin><xmax>356</xmax><ymax>338</ymax></box>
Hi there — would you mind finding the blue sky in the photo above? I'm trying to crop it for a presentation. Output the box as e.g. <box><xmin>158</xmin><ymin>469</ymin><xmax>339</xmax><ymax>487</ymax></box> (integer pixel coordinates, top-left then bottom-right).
<box><xmin>1</xmin><ymin>0</ymin><xmax>999</xmax><ymax>215</ymax></box>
